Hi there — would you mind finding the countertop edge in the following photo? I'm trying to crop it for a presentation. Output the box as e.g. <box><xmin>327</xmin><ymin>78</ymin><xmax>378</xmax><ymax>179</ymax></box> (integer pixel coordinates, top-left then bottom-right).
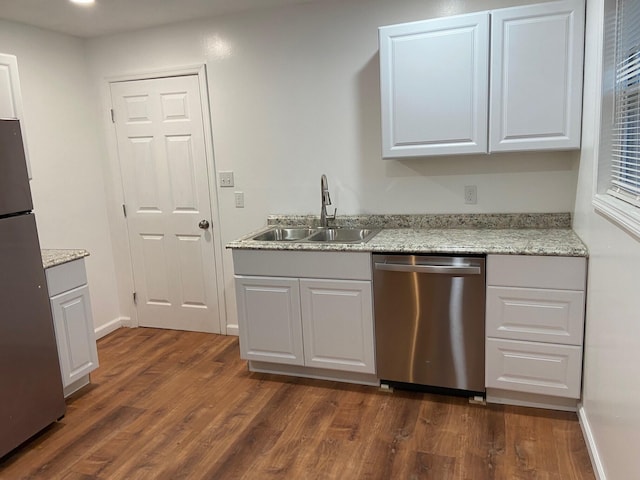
<box><xmin>226</xmin><ymin>227</ymin><xmax>589</xmax><ymax>258</ymax></box>
<box><xmin>42</xmin><ymin>249</ymin><xmax>90</xmax><ymax>269</ymax></box>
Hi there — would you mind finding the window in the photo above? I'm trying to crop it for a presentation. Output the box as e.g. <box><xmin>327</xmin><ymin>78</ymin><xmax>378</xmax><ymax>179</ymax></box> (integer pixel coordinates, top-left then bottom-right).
<box><xmin>610</xmin><ymin>0</ymin><xmax>640</xmax><ymax>205</ymax></box>
<box><xmin>594</xmin><ymin>0</ymin><xmax>640</xmax><ymax>236</ymax></box>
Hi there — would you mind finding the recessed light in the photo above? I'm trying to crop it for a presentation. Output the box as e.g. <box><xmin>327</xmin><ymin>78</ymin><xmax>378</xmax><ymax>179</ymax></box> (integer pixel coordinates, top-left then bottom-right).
<box><xmin>70</xmin><ymin>0</ymin><xmax>95</xmax><ymax>5</ymax></box>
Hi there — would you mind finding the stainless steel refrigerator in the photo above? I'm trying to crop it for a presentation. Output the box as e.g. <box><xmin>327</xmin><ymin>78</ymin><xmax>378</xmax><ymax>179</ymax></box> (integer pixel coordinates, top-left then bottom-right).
<box><xmin>0</xmin><ymin>119</ymin><xmax>66</xmax><ymax>458</ymax></box>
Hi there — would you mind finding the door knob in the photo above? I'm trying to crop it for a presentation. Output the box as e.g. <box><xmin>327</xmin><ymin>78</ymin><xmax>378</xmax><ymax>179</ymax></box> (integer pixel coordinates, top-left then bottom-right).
<box><xmin>198</xmin><ymin>219</ymin><xmax>210</xmax><ymax>230</ymax></box>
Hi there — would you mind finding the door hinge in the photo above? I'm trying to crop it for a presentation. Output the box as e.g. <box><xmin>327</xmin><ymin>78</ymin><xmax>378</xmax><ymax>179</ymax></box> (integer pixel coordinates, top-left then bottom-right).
<box><xmin>122</xmin><ymin>204</ymin><xmax>127</xmax><ymax>218</ymax></box>
<box><xmin>133</xmin><ymin>292</ymin><xmax>137</xmax><ymax>304</ymax></box>
<box><xmin>110</xmin><ymin>109</ymin><xmax>115</xmax><ymax>123</ymax></box>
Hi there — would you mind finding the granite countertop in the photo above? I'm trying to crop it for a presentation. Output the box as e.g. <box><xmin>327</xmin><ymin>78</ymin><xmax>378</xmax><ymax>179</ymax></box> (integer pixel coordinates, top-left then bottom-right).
<box><xmin>226</xmin><ymin>213</ymin><xmax>588</xmax><ymax>257</ymax></box>
<box><xmin>41</xmin><ymin>249</ymin><xmax>90</xmax><ymax>269</ymax></box>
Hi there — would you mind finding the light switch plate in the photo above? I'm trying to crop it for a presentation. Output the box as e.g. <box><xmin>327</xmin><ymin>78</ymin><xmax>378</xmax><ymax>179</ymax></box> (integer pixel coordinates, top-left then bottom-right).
<box><xmin>219</xmin><ymin>171</ymin><xmax>234</xmax><ymax>187</ymax></box>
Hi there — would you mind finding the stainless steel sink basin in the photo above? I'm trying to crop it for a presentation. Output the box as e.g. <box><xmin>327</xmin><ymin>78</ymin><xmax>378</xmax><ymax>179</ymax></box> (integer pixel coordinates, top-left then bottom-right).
<box><xmin>251</xmin><ymin>226</ymin><xmax>380</xmax><ymax>243</ymax></box>
<box><xmin>252</xmin><ymin>227</ymin><xmax>318</xmax><ymax>241</ymax></box>
<box><xmin>306</xmin><ymin>228</ymin><xmax>380</xmax><ymax>243</ymax></box>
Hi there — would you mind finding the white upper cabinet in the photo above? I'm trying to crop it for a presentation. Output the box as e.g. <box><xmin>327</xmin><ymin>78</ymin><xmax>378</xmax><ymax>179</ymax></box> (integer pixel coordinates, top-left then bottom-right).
<box><xmin>379</xmin><ymin>0</ymin><xmax>585</xmax><ymax>158</ymax></box>
<box><xmin>489</xmin><ymin>0</ymin><xmax>585</xmax><ymax>152</ymax></box>
<box><xmin>379</xmin><ymin>12</ymin><xmax>490</xmax><ymax>157</ymax></box>
<box><xmin>0</xmin><ymin>53</ymin><xmax>31</xmax><ymax>177</ymax></box>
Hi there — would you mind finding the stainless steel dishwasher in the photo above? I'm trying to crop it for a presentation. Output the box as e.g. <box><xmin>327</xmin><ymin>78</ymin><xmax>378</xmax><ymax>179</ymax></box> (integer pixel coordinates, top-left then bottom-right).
<box><xmin>372</xmin><ymin>254</ymin><xmax>486</xmax><ymax>394</ymax></box>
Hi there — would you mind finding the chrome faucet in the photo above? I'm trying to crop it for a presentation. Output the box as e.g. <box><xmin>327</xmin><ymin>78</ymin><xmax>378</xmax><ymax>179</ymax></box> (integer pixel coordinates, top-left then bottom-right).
<box><xmin>320</xmin><ymin>174</ymin><xmax>336</xmax><ymax>227</ymax></box>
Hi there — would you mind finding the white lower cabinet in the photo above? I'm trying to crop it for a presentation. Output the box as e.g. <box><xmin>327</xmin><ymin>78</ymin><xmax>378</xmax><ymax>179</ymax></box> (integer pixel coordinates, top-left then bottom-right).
<box><xmin>485</xmin><ymin>255</ymin><xmax>587</xmax><ymax>410</ymax></box>
<box><xmin>46</xmin><ymin>258</ymin><xmax>99</xmax><ymax>397</ymax></box>
<box><xmin>233</xmin><ymin>250</ymin><xmax>376</xmax><ymax>381</ymax></box>
<box><xmin>300</xmin><ymin>279</ymin><xmax>374</xmax><ymax>374</ymax></box>
<box><xmin>235</xmin><ymin>276</ymin><xmax>304</xmax><ymax>366</ymax></box>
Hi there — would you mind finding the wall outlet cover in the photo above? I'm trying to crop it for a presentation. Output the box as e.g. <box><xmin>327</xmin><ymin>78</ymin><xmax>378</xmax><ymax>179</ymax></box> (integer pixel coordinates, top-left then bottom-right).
<box><xmin>464</xmin><ymin>185</ymin><xmax>477</xmax><ymax>205</ymax></box>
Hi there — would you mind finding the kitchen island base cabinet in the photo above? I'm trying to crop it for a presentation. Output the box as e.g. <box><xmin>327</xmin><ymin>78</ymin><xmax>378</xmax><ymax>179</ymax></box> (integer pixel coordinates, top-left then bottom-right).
<box><xmin>46</xmin><ymin>258</ymin><xmax>99</xmax><ymax>398</ymax></box>
<box><xmin>233</xmin><ymin>250</ymin><xmax>376</xmax><ymax>383</ymax></box>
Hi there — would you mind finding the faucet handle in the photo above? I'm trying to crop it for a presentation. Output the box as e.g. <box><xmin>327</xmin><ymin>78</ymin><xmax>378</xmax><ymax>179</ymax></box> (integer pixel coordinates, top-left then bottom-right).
<box><xmin>327</xmin><ymin>207</ymin><xmax>337</xmax><ymax>221</ymax></box>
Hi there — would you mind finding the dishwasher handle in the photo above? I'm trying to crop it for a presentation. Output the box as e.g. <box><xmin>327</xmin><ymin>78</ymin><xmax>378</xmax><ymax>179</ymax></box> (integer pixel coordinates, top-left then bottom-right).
<box><xmin>374</xmin><ymin>262</ymin><xmax>482</xmax><ymax>275</ymax></box>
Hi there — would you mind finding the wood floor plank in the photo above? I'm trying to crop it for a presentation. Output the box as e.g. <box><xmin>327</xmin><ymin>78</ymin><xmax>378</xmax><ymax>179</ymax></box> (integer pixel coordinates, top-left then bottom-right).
<box><xmin>458</xmin><ymin>404</ymin><xmax>507</xmax><ymax>480</ymax></box>
<box><xmin>247</xmin><ymin>382</ymin><xmax>338</xmax><ymax>478</ymax></box>
<box><xmin>0</xmin><ymin>328</ymin><xmax>596</xmax><ymax>480</ymax></box>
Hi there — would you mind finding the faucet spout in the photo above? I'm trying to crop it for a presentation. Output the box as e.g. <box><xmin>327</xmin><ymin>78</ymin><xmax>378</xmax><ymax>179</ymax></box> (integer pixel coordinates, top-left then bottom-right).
<box><xmin>320</xmin><ymin>174</ymin><xmax>336</xmax><ymax>227</ymax></box>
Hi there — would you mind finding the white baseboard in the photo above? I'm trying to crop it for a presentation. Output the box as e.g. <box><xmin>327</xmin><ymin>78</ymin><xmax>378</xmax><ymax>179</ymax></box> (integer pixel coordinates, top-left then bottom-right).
<box><xmin>95</xmin><ymin>318</ymin><xmax>236</xmax><ymax>338</ymax></box>
<box><xmin>578</xmin><ymin>404</ymin><xmax>607</xmax><ymax>480</ymax></box>
<box><xmin>226</xmin><ymin>324</ymin><xmax>239</xmax><ymax>336</ymax></box>
<box><xmin>94</xmin><ymin>316</ymin><xmax>131</xmax><ymax>339</ymax></box>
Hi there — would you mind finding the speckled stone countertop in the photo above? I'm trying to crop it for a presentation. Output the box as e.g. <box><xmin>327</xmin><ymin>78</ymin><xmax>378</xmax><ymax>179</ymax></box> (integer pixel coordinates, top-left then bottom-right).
<box><xmin>41</xmin><ymin>249</ymin><xmax>90</xmax><ymax>269</ymax></box>
<box><xmin>227</xmin><ymin>213</ymin><xmax>588</xmax><ymax>257</ymax></box>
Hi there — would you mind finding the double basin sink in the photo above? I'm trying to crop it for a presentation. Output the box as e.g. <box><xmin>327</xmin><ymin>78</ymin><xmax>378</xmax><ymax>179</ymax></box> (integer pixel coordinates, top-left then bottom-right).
<box><xmin>252</xmin><ymin>226</ymin><xmax>380</xmax><ymax>244</ymax></box>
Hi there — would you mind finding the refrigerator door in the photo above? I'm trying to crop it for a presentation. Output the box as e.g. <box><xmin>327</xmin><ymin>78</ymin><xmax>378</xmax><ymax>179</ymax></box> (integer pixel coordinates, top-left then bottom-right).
<box><xmin>0</xmin><ymin>119</ymin><xmax>32</xmax><ymax>217</ymax></box>
<box><xmin>0</xmin><ymin>213</ymin><xmax>66</xmax><ymax>458</ymax></box>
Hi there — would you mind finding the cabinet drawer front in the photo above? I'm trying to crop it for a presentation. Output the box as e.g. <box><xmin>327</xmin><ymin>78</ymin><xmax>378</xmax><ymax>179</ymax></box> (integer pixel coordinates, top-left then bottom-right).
<box><xmin>233</xmin><ymin>250</ymin><xmax>371</xmax><ymax>280</ymax></box>
<box><xmin>486</xmin><ymin>338</ymin><xmax>582</xmax><ymax>398</ymax></box>
<box><xmin>46</xmin><ymin>259</ymin><xmax>87</xmax><ymax>297</ymax></box>
<box><xmin>486</xmin><ymin>286</ymin><xmax>585</xmax><ymax>345</ymax></box>
<box><xmin>487</xmin><ymin>255</ymin><xmax>586</xmax><ymax>290</ymax></box>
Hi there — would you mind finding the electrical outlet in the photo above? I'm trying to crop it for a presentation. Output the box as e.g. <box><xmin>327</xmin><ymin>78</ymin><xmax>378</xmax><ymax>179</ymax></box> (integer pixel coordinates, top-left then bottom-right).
<box><xmin>219</xmin><ymin>171</ymin><xmax>234</xmax><ymax>187</ymax></box>
<box><xmin>234</xmin><ymin>191</ymin><xmax>244</xmax><ymax>208</ymax></box>
<box><xmin>464</xmin><ymin>185</ymin><xmax>477</xmax><ymax>205</ymax></box>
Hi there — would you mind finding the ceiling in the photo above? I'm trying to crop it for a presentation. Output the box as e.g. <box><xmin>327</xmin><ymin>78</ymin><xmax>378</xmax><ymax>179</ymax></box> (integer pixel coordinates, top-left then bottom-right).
<box><xmin>0</xmin><ymin>0</ymin><xmax>318</xmax><ymax>38</ymax></box>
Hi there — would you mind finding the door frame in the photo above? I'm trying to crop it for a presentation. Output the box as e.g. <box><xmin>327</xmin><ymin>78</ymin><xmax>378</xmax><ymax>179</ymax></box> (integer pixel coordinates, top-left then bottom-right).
<box><xmin>102</xmin><ymin>64</ymin><xmax>228</xmax><ymax>334</ymax></box>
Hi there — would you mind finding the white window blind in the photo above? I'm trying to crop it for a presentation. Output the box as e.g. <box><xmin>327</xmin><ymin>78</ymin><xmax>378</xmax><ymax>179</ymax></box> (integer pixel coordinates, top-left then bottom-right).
<box><xmin>609</xmin><ymin>0</ymin><xmax>640</xmax><ymax>207</ymax></box>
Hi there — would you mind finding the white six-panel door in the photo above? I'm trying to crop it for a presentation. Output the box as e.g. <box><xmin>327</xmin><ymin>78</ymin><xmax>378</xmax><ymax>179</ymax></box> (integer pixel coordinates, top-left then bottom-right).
<box><xmin>110</xmin><ymin>75</ymin><xmax>221</xmax><ymax>333</ymax></box>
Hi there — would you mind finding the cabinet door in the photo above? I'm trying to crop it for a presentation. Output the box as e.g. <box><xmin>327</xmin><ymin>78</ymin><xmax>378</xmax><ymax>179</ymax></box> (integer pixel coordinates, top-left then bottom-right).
<box><xmin>489</xmin><ymin>0</ymin><xmax>585</xmax><ymax>152</ymax></box>
<box><xmin>50</xmin><ymin>285</ymin><xmax>99</xmax><ymax>388</ymax></box>
<box><xmin>300</xmin><ymin>279</ymin><xmax>375</xmax><ymax>374</ymax></box>
<box><xmin>0</xmin><ymin>53</ymin><xmax>31</xmax><ymax>177</ymax></box>
<box><xmin>235</xmin><ymin>276</ymin><xmax>304</xmax><ymax>366</ymax></box>
<box><xmin>379</xmin><ymin>12</ymin><xmax>490</xmax><ymax>157</ymax></box>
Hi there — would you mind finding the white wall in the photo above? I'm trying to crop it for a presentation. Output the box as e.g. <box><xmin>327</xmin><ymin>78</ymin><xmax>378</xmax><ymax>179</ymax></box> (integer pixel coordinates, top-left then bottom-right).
<box><xmin>86</xmin><ymin>0</ymin><xmax>577</xmax><ymax>331</ymax></box>
<box><xmin>0</xmin><ymin>20</ymin><xmax>121</xmax><ymax>333</ymax></box>
<box><xmin>573</xmin><ymin>0</ymin><xmax>640</xmax><ymax>478</ymax></box>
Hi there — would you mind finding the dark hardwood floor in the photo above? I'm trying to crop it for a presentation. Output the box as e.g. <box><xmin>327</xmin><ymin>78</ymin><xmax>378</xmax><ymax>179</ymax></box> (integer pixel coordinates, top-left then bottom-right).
<box><xmin>0</xmin><ymin>328</ymin><xmax>595</xmax><ymax>479</ymax></box>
